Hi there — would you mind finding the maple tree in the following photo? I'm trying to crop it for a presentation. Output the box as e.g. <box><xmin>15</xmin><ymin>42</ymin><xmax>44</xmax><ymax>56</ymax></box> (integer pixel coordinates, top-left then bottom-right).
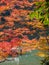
<box><xmin>29</xmin><ymin>0</ymin><xmax>49</xmax><ymax>65</ymax></box>
<box><xmin>0</xmin><ymin>0</ymin><xmax>49</xmax><ymax>63</ymax></box>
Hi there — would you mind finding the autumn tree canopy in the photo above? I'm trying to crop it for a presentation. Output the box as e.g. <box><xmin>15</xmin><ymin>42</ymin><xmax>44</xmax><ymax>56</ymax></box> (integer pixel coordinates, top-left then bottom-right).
<box><xmin>0</xmin><ymin>0</ymin><xmax>49</xmax><ymax>63</ymax></box>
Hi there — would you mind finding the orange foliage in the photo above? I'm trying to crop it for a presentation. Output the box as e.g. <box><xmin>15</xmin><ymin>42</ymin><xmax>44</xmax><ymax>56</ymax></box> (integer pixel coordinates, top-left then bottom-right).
<box><xmin>0</xmin><ymin>0</ymin><xmax>49</xmax><ymax>62</ymax></box>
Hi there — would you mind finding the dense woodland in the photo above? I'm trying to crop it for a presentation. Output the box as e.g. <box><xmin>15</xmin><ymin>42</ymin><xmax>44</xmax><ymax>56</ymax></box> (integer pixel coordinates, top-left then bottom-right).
<box><xmin>0</xmin><ymin>0</ymin><xmax>49</xmax><ymax>64</ymax></box>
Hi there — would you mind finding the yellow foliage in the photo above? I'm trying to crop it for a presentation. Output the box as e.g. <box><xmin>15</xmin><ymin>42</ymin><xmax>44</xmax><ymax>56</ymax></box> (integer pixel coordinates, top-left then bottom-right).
<box><xmin>36</xmin><ymin>52</ymin><xmax>48</xmax><ymax>57</ymax></box>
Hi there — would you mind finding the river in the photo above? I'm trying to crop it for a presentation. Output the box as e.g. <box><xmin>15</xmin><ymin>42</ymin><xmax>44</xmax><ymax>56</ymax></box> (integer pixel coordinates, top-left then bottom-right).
<box><xmin>0</xmin><ymin>50</ymin><xmax>43</xmax><ymax>65</ymax></box>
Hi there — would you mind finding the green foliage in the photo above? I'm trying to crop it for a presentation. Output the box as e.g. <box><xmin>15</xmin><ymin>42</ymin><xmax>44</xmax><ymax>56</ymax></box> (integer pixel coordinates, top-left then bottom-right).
<box><xmin>29</xmin><ymin>1</ymin><xmax>49</xmax><ymax>25</ymax></box>
<box><xmin>41</xmin><ymin>56</ymin><xmax>49</xmax><ymax>65</ymax></box>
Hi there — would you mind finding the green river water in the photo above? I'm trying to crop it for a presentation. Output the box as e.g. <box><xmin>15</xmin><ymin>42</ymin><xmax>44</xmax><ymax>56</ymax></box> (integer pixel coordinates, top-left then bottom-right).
<box><xmin>0</xmin><ymin>50</ymin><xmax>43</xmax><ymax>65</ymax></box>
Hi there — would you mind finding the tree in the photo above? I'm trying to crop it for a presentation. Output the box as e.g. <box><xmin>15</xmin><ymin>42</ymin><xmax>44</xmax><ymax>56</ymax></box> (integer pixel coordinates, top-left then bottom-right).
<box><xmin>29</xmin><ymin>0</ymin><xmax>49</xmax><ymax>65</ymax></box>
